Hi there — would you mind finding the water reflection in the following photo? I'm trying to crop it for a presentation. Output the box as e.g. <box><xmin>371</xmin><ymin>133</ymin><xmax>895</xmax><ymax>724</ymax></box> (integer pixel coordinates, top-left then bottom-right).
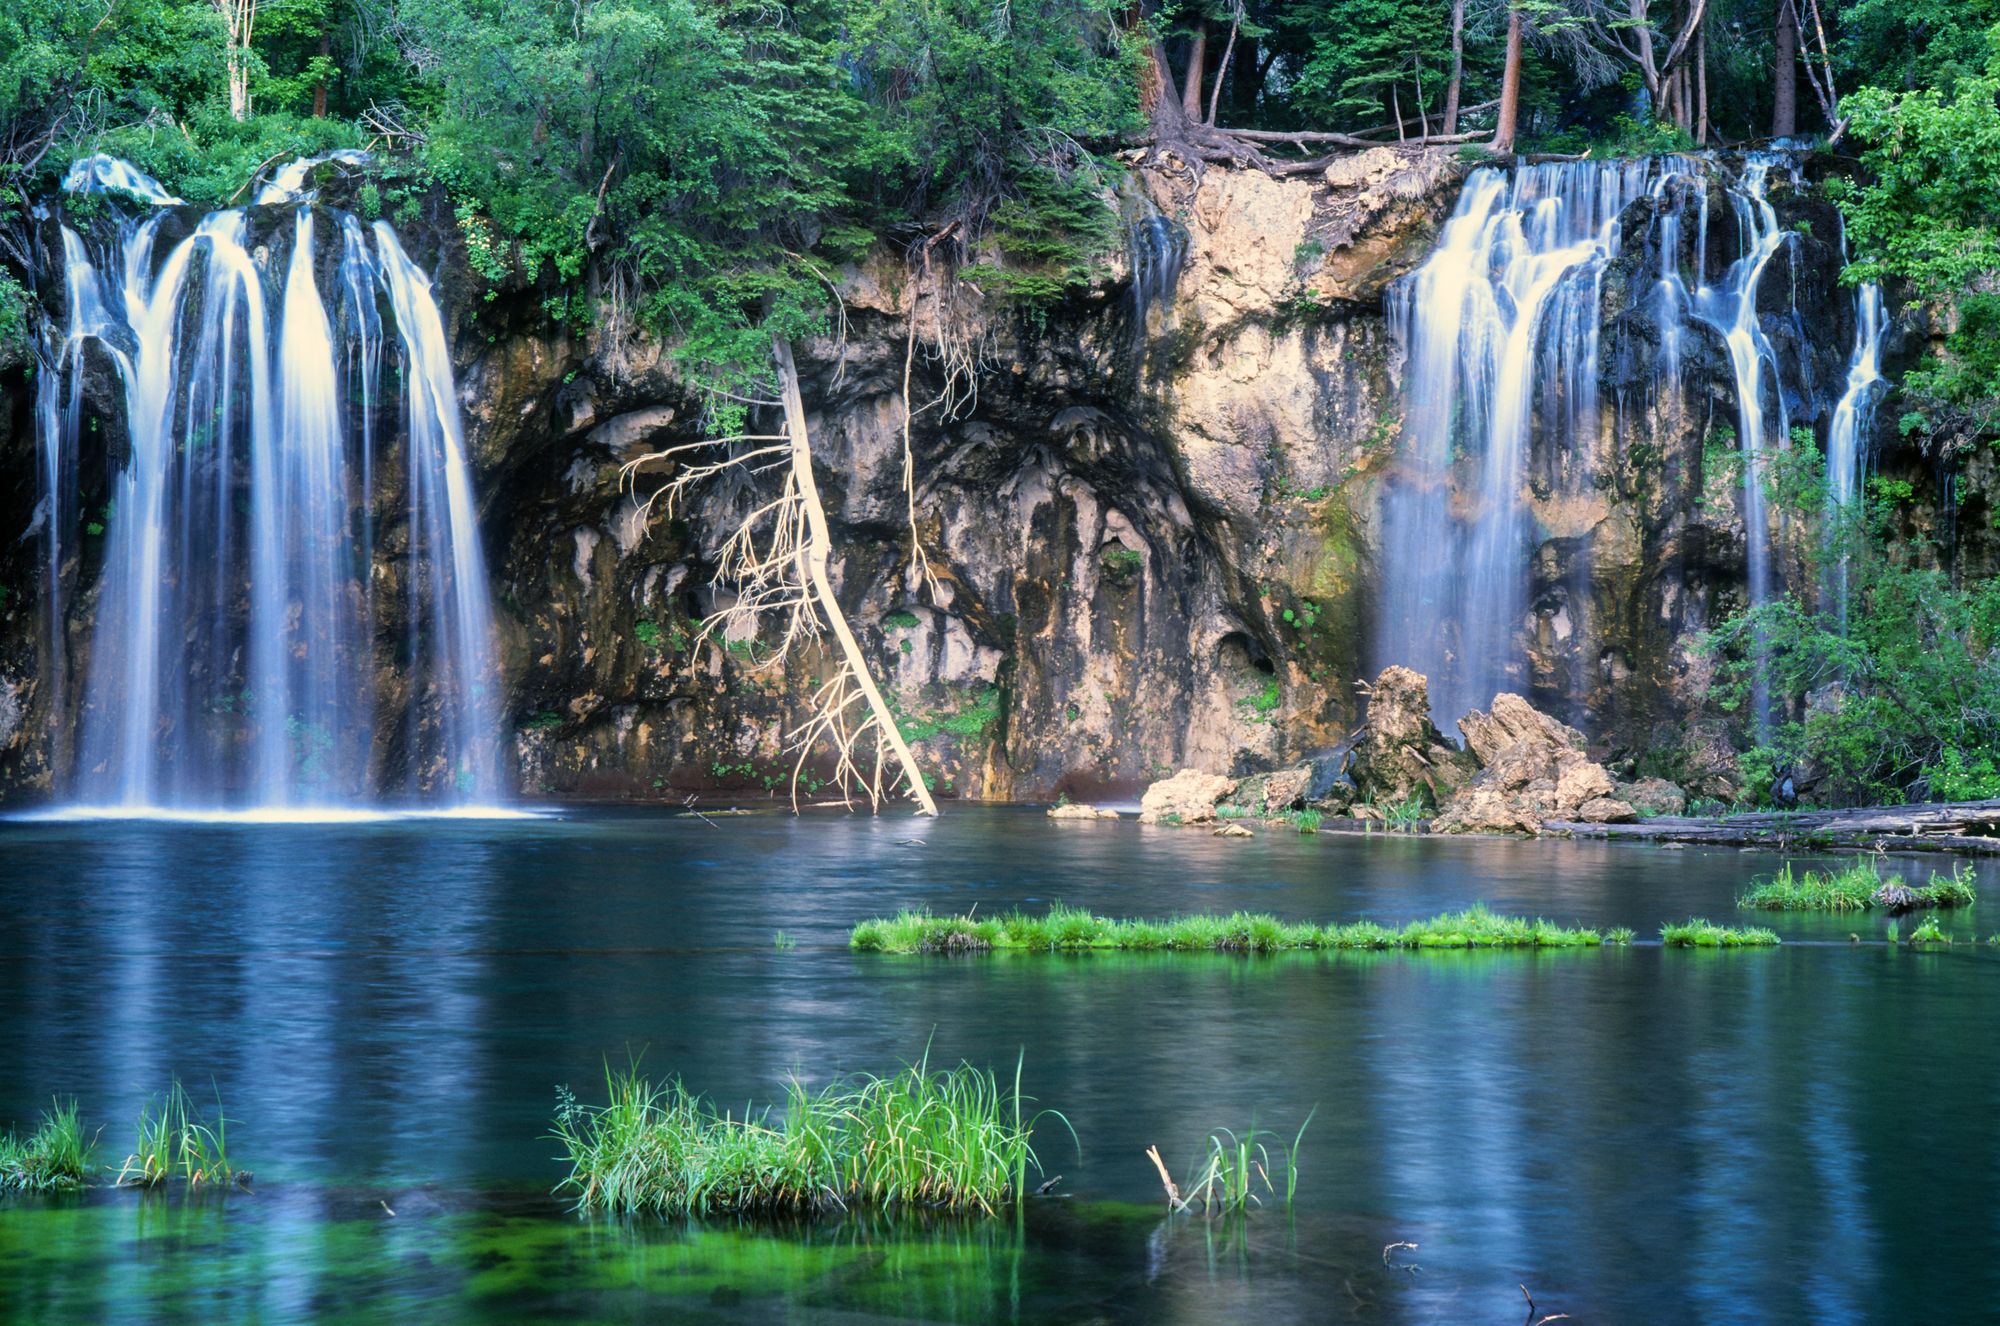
<box><xmin>1</xmin><ymin>808</ymin><xmax>1996</xmax><ymax>1321</ymax></box>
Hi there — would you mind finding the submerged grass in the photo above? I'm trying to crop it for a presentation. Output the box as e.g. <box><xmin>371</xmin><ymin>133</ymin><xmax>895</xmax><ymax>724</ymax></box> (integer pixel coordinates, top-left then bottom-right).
<box><xmin>551</xmin><ymin>1054</ymin><xmax>1059</xmax><ymax>1218</ymax></box>
<box><xmin>1659</xmin><ymin>918</ymin><xmax>1780</xmax><ymax>948</ymax></box>
<box><xmin>1740</xmin><ymin>860</ymin><xmax>1978</xmax><ymax>912</ymax></box>
<box><xmin>0</xmin><ymin>1100</ymin><xmax>94</xmax><ymax>1193</ymax></box>
<box><xmin>850</xmin><ymin>905</ymin><xmax>1617</xmax><ymax>954</ymax></box>
<box><xmin>117</xmin><ymin>1080</ymin><xmax>240</xmax><ymax>1188</ymax></box>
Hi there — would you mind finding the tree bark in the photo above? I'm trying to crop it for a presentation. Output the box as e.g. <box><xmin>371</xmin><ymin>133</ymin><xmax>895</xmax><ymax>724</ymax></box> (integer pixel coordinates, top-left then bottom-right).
<box><xmin>1772</xmin><ymin>0</ymin><xmax>1798</xmax><ymax>138</ymax></box>
<box><xmin>1205</xmin><ymin>3</ymin><xmax>1241</xmax><ymax>126</ymax></box>
<box><xmin>311</xmin><ymin>31</ymin><xmax>330</xmax><ymax>118</ymax></box>
<box><xmin>1493</xmin><ymin>6</ymin><xmax>1524</xmax><ymax>154</ymax></box>
<box><xmin>1181</xmin><ymin>22</ymin><xmax>1208</xmax><ymax>122</ymax></box>
<box><xmin>772</xmin><ymin>336</ymin><xmax>939</xmax><ymax>818</ymax></box>
<box><xmin>1443</xmin><ymin>0</ymin><xmax>1466</xmax><ymax>135</ymax></box>
<box><xmin>1696</xmin><ymin>15</ymin><xmax>1709</xmax><ymax>143</ymax></box>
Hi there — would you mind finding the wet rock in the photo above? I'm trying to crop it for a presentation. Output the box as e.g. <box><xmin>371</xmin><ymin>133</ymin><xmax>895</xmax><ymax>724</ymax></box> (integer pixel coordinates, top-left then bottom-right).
<box><xmin>1213</xmin><ymin>822</ymin><xmax>1255</xmax><ymax>838</ymax></box>
<box><xmin>1349</xmin><ymin>667</ymin><xmax>1476</xmax><ymax>808</ymax></box>
<box><xmin>1048</xmin><ymin>802</ymin><xmax>1120</xmax><ymax>820</ymax></box>
<box><xmin>1138</xmin><ymin>769</ymin><xmax>1239</xmax><ymax>825</ymax></box>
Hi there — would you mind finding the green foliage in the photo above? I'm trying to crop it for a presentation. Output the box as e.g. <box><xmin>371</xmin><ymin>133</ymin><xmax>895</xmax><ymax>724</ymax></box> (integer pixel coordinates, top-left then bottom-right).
<box><xmin>551</xmin><ymin>1055</ymin><xmax>1056</xmax><ymax>1216</ymax></box>
<box><xmin>633</xmin><ymin>619</ymin><xmax>663</xmax><ymax>652</ymax></box>
<box><xmin>0</xmin><ymin>1100</ymin><xmax>94</xmax><ymax>1193</ymax></box>
<box><xmin>116</xmin><ymin>1080</ymin><xmax>239</xmax><ymax>1188</ymax></box>
<box><xmin>1659</xmin><ymin>918</ymin><xmax>1780</xmax><ymax>948</ymax></box>
<box><xmin>1832</xmin><ymin>33</ymin><xmax>2000</xmax><ymax>435</ymax></box>
<box><xmin>850</xmin><ymin>904</ymin><xmax>1615</xmax><ymax>953</ymax></box>
<box><xmin>1706</xmin><ymin>489</ymin><xmax>2000</xmax><ymax>806</ymax></box>
<box><xmin>1907</xmin><ymin>914</ymin><xmax>1950</xmax><ymax>945</ymax></box>
<box><xmin>1734</xmin><ymin>858</ymin><xmax>1976</xmax><ymax>912</ymax></box>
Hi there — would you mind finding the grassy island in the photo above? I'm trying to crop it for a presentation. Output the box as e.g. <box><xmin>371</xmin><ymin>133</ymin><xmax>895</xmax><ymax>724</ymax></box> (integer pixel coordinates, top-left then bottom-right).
<box><xmin>849</xmin><ymin>905</ymin><xmax>1624</xmax><ymax>954</ymax></box>
<box><xmin>1739</xmin><ymin>860</ymin><xmax>1977</xmax><ymax>912</ymax></box>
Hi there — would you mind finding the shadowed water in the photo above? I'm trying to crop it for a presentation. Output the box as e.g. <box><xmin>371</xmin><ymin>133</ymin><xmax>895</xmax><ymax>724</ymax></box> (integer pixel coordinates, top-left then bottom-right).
<box><xmin>1</xmin><ymin>807</ymin><xmax>1995</xmax><ymax>1322</ymax></box>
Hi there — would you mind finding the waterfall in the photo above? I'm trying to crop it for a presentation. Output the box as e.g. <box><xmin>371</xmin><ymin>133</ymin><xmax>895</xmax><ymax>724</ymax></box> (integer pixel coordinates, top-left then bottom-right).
<box><xmin>1825</xmin><ymin>278</ymin><xmax>1886</xmax><ymax>623</ymax></box>
<box><xmin>36</xmin><ymin>154</ymin><xmax>507</xmax><ymax>815</ymax></box>
<box><xmin>1377</xmin><ymin>159</ymin><xmax>1680</xmax><ymax>728</ymax></box>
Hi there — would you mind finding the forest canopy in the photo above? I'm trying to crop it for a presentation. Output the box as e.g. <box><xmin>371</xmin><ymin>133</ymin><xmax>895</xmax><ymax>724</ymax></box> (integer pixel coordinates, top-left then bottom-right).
<box><xmin>1</xmin><ymin>1</ymin><xmax>1997</xmax><ymax>382</ymax></box>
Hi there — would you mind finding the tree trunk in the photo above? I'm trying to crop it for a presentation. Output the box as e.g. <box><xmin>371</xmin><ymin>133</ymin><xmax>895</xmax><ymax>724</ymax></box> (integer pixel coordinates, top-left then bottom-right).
<box><xmin>1493</xmin><ymin>7</ymin><xmax>1524</xmax><ymax>154</ymax></box>
<box><xmin>1696</xmin><ymin>15</ymin><xmax>1709</xmax><ymax>144</ymax></box>
<box><xmin>1205</xmin><ymin>3</ymin><xmax>1242</xmax><ymax>126</ymax></box>
<box><xmin>1181</xmin><ymin>23</ymin><xmax>1208</xmax><ymax>122</ymax></box>
<box><xmin>772</xmin><ymin>336</ymin><xmax>939</xmax><ymax>818</ymax></box>
<box><xmin>1772</xmin><ymin>0</ymin><xmax>1798</xmax><ymax>138</ymax></box>
<box><xmin>311</xmin><ymin>31</ymin><xmax>330</xmax><ymax>118</ymax></box>
<box><xmin>1443</xmin><ymin>0</ymin><xmax>1466</xmax><ymax>134</ymax></box>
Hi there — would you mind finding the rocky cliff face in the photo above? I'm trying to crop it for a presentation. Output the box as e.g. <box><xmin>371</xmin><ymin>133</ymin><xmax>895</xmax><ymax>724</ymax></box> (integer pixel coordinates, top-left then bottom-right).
<box><xmin>0</xmin><ymin>147</ymin><xmax>1971</xmax><ymax>805</ymax></box>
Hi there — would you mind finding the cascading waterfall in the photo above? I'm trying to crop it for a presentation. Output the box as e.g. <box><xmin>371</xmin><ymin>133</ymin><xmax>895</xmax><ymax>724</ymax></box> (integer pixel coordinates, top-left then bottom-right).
<box><xmin>1825</xmin><ymin>275</ymin><xmax>1886</xmax><ymax>623</ymax></box>
<box><xmin>1377</xmin><ymin>159</ymin><xmax>1681</xmax><ymax>728</ymax></box>
<box><xmin>35</xmin><ymin>153</ymin><xmax>505</xmax><ymax>814</ymax></box>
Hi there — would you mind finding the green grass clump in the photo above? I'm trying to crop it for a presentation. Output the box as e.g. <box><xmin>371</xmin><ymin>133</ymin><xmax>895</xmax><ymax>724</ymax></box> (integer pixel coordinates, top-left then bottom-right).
<box><xmin>552</xmin><ymin>1055</ymin><xmax>1055</xmax><ymax>1217</ymax></box>
<box><xmin>1908</xmin><ymin>915</ymin><xmax>1950</xmax><ymax>945</ymax></box>
<box><xmin>1740</xmin><ymin>859</ymin><xmax>1979</xmax><ymax>911</ymax></box>
<box><xmin>1184</xmin><ymin>1114</ymin><xmax>1312</xmax><ymax>1214</ymax></box>
<box><xmin>1660</xmin><ymin>918</ymin><xmax>1780</xmax><ymax>948</ymax></box>
<box><xmin>117</xmin><ymin>1081</ymin><xmax>239</xmax><ymax>1188</ymax></box>
<box><xmin>0</xmin><ymin>1101</ymin><xmax>94</xmax><ymax>1193</ymax></box>
<box><xmin>1606</xmin><ymin>926</ymin><xmax>1635</xmax><ymax>945</ymax></box>
<box><xmin>851</xmin><ymin>905</ymin><xmax>1608</xmax><ymax>954</ymax></box>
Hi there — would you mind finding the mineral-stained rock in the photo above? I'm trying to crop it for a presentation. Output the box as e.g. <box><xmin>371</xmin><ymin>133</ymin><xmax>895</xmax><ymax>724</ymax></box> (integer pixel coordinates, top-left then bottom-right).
<box><xmin>1048</xmin><ymin>803</ymin><xmax>1120</xmax><ymax>820</ymax></box>
<box><xmin>1349</xmin><ymin>667</ymin><xmax>1476</xmax><ymax>808</ymax></box>
<box><xmin>1615</xmin><ymin>776</ymin><xmax>1687</xmax><ymax>817</ymax></box>
<box><xmin>1139</xmin><ymin>769</ymin><xmax>1239</xmax><ymax>824</ymax></box>
<box><xmin>1677</xmin><ymin>720</ymin><xmax>1743</xmax><ymax>802</ymax></box>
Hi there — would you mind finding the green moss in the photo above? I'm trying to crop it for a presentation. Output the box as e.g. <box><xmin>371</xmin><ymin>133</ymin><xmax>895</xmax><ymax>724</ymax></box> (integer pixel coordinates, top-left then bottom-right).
<box><xmin>883</xmin><ymin>610</ymin><xmax>921</xmax><ymax>630</ymax></box>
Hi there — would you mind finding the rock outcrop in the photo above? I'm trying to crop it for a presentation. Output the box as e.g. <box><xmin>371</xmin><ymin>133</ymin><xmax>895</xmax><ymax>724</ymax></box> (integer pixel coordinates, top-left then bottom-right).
<box><xmin>1431</xmin><ymin>692</ymin><xmax>1636</xmax><ymax>835</ymax></box>
<box><xmin>1138</xmin><ymin>769</ymin><xmax>1239</xmax><ymax>824</ymax></box>
<box><xmin>1048</xmin><ymin>802</ymin><xmax>1120</xmax><ymax>820</ymax></box>
<box><xmin>1348</xmin><ymin>667</ymin><xmax>1476</xmax><ymax>809</ymax></box>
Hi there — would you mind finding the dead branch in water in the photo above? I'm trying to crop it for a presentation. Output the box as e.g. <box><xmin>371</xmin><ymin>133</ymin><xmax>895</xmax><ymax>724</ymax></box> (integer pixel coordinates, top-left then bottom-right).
<box><xmin>1144</xmin><ymin>1145</ymin><xmax>1188</xmax><ymax>1211</ymax></box>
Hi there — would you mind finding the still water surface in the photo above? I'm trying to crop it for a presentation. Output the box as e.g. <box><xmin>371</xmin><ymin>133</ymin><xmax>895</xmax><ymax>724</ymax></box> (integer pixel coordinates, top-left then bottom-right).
<box><xmin>0</xmin><ymin>806</ymin><xmax>1993</xmax><ymax>1323</ymax></box>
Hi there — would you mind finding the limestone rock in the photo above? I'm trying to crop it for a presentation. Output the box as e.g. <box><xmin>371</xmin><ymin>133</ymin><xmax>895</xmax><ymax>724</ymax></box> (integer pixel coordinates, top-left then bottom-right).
<box><xmin>1349</xmin><ymin>667</ymin><xmax>1475</xmax><ymax>808</ymax></box>
<box><xmin>1458</xmin><ymin>692</ymin><xmax>1585</xmax><ymax>766</ymax></box>
<box><xmin>1213</xmin><ymin>822</ymin><xmax>1255</xmax><ymax>838</ymax></box>
<box><xmin>1048</xmin><ymin>803</ymin><xmax>1120</xmax><ymax>820</ymax></box>
<box><xmin>1139</xmin><ymin>769</ymin><xmax>1239</xmax><ymax>825</ymax></box>
<box><xmin>1615</xmin><ymin>776</ymin><xmax>1687</xmax><ymax>818</ymax></box>
<box><xmin>1431</xmin><ymin>691</ymin><xmax>1634</xmax><ymax>834</ymax></box>
<box><xmin>1678</xmin><ymin>721</ymin><xmax>1743</xmax><ymax>802</ymax></box>
<box><xmin>1575</xmin><ymin>796</ymin><xmax>1638</xmax><ymax>824</ymax></box>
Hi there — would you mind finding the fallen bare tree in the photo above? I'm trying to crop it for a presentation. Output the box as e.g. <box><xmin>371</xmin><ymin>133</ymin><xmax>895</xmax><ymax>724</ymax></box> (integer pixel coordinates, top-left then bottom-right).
<box><xmin>624</xmin><ymin>334</ymin><xmax>939</xmax><ymax>817</ymax></box>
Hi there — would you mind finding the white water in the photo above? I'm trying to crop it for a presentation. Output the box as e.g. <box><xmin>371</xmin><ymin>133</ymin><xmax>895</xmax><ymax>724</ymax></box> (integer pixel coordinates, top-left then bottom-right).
<box><xmin>1826</xmin><ymin>277</ymin><xmax>1886</xmax><ymax>623</ymax></box>
<box><xmin>1379</xmin><ymin>159</ymin><xmax>1680</xmax><ymax>727</ymax></box>
<box><xmin>37</xmin><ymin>155</ymin><xmax>508</xmax><ymax>814</ymax></box>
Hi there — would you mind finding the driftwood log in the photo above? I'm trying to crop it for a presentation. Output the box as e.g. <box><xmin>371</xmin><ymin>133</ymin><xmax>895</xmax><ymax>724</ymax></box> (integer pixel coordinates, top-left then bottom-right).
<box><xmin>1544</xmin><ymin>799</ymin><xmax>2000</xmax><ymax>856</ymax></box>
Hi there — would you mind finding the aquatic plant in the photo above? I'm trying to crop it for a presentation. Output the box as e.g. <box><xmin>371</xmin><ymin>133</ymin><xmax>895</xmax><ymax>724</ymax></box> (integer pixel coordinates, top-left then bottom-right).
<box><xmin>772</xmin><ymin>930</ymin><xmax>797</xmax><ymax>951</ymax></box>
<box><xmin>1659</xmin><ymin>918</ymin><xmax>1781</xmax><ymax>948</ymax></box>
<box><xmin>1908</xmin><ymin>915</ymin><xmax>1950</xmax><ymax>945</ymax></box>
<box><xmin>551</xmin><ymin>1054</ymin><xmax>1059</xmax><ymax>1218</ymax></box>
<box><xmin>0</xmin><ymin>1100</ymin><xmax>94</xmax><ymax>1193</ymax></box>
<box><xmin>1606</xmin><ymin>927</ymin><xmax>1635</xmax><ymax>945</ymax></box>
<box><xmin>850</xmin><ymin>905</ymin><xmax>1611</xmax><ymax>954</ymax></box>
<box><xmin>1739</xmin><ymin>859</ymin><xmax>1977</xmax><ymax>911</ymax></box>
<box><xmin>117</xmin><ymin>1081</ymin><xmax>240</xmax><ymax>1188</ymax></box>
<box><xmin>1184</xmin><ymin>1113</ymin><xmax>1313</xmax><ymax>1214</ymax></box>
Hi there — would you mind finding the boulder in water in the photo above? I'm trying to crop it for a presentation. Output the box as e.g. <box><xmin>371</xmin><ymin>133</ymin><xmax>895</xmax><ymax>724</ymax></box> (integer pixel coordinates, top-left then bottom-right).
<box><xmin>1348</xmin><ymin>667</ymin><xmax>1476</xmax><ymax>808</ymax></box>
<box><xmin>1139</xmin><ymin>769</ymin><xmax>1238</xmax><ymax>824</ymax></box>
<box><xmin>1048</xmin><ymin>803</ymin><xmax>1120</xmax><ymax>821</ymax></box>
